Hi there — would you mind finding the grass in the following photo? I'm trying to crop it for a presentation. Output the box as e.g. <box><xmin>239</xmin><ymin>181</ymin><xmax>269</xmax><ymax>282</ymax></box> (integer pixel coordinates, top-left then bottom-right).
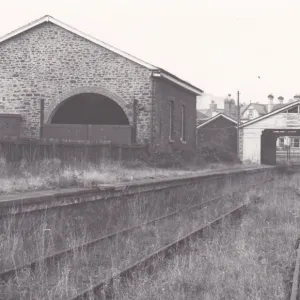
<box><xmin>0</xmin><ymin>177</ymin><xmax>249</xmax><ymax>300</ymax></box>
<box><xmin>0</xmin><ymin>157</ymin><xmax>255</xmax><ymax>194</ymax></box>
<box><xmin>113</xmin><ymin>175</ymin><xmax>300</xmax><ymax>300</ymax></box>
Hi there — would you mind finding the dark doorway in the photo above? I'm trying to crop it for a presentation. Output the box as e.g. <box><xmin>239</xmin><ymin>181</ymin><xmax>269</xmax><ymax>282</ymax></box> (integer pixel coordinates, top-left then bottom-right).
<box><xmin>51</xmin><ymin>93</ymin><xmax>129</xmax><ymax>125</ymax></box>
<box><xmin>261</xmin><ymin>129</ymin><xmax>300</xmax><ymax>165</ymax></box>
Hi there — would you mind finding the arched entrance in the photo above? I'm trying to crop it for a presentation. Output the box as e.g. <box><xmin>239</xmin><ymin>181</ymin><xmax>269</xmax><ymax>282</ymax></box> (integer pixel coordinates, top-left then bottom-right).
<box><xmin>50</xmin><ymin>93</ymin><xmax>130</xmax><ymax>125</ymax></box>
<box><xmin>43</xmin><ymin>93</ymin><xmax>132</xmax><ymax>144</ymax></box>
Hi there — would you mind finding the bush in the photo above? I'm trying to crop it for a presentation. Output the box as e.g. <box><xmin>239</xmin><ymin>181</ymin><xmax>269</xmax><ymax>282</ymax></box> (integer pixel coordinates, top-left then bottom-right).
<box><xmin>198</xmin><ymin>140</ymin><xmax>238</xmax><ymax>163</ymax></box>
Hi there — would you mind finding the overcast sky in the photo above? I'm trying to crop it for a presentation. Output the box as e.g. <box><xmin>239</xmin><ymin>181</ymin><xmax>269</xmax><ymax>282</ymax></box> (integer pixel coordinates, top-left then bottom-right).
<box><xmin>1</xmin><ymin>0</ymin><xmax>300</xmax><ymax>108</ymax></box>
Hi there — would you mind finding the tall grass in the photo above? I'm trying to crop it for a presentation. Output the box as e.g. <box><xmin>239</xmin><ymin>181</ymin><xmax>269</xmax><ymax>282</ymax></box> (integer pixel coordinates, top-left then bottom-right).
<box><xmin>0</xmin><ymin>157</ymin><xmax>253</xmax><ymax>194</ymax></box>
<box><xmin>0</xmin><ymin>180</ymin><xmax>250</xmax><ymax>300</ymax></box>
<box><xmin>113</xmin><ymin>176</ymin><xmax>300</xmax><ymax>300</ymax></box>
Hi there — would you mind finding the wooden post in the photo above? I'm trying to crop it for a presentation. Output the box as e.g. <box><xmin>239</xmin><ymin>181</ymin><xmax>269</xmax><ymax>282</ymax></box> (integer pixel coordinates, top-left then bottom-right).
<box><xmin>118</xmin><ymin>147</ymin><xmax>122</xmax><ymax>162</ymax></box>
<box><xmin>40</xmin><ymin>99</ymin><xmax>44</xmax><ymax>139</ymax></box>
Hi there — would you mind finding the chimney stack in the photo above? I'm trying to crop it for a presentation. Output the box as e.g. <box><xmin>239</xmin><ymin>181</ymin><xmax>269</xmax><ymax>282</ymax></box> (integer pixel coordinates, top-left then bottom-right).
<box><xmin>294</xmin><ymin>94</ymin><xmax>300</xmax><ymax>101</ymax></box>
<box><xmin>267</xmin><ymin>94</ymin><xmax>274</xmax><ymax>113</ymax></box>
<box><xmin>224</xmin><ymin>94</ymin><xmax>236</xmax><ymax>117</ymax></box>
<box><xmin>278</xmin><ymin>96</ymin><xmax>284</xmax><ymax>105</ymax></box>
<box><xmin>209</xmin><ymin>100</ymin><xmax>217</xmax><ymax>111</ymax></box>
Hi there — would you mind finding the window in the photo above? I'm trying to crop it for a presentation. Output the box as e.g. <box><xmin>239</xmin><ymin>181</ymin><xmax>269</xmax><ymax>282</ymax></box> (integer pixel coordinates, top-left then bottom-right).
<box><xmin>279</xmin><ymin>138</ymin><xmax>284</xmax><ymax>148</ymax></box>
<box><xmin>181</xmin><ymin>105</ymin><xmax>187</xmax><ymax>142</ymax></box>
<box><xmin>248</xmin><ymin>109</ymin><xmax>254</xmax><ymax>119</ymax></box>
<box><xmin>169</xmin><ymin>100</ymin><xmax>174</xmax><ymax>140</ymax></box>
<box><xmin>293</xmin><ymin>138</ymin><xmax>300</xmax><ymax>148</ymax></box>
<box><xmin>287</xmin><ymin>105</ymin><xmax>299</xmax><ymax>113</ymax></box>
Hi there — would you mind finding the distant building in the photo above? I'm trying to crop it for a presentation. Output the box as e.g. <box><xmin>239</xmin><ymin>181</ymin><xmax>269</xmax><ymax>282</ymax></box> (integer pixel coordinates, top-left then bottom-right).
<box><xmin>240</xmin><ymin>94</ymin><xmax>286</xmax><ymax>122</ymax></box>
<box><xmin>197</xmin><ymin>94</ymin><xmax>237</xmax><ymax>122</ymax></box>
<box><xmin>196</xmin><ymin>113</ymin><xmax>238</xmax><ymax>160</ymax></box>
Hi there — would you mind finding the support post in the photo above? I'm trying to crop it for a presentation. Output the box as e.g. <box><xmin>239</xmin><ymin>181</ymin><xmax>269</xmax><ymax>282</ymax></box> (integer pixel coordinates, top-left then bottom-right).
<box><xmin>40</xmin><ymin>99</ymin><xmax>45</xmax><ymax>139</ymax></box>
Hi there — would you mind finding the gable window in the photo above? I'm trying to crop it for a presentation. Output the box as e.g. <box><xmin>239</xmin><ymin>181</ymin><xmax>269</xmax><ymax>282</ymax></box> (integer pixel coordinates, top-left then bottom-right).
<box><xmin>181</xmin><ymin>105</ymin><xmax>187</xmax><ymax>142</ymax></box>
<box><xmin>169</xmin><ymin>100</ymin><xmax>175</xmax><ymax>141</ymax></box>
<box><xmin>248</xmin><ymin>108</ymin><xmax>254</xmax><ymax>119</ymax></box>
<box><xmin>293</xmin><ymin>138</ymin><xmax>300</xmax><ymax>148</ymax></box>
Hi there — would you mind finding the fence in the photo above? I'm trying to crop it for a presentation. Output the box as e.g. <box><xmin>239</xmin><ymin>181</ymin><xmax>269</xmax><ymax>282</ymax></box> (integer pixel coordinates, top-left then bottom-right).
<box><xmin>42</xmin><ymin>124</ymin><xmax>132</xmax><ymax>145</ymax></box>
<box><xmin>0</xmin><ymin>137</ymin><xmax>148</xmax><ymax>164</ymax></box>
<box><xmin>277</xmin><ymin>149</ymin><xmax>300</xmax><ymax>163</ymax></box>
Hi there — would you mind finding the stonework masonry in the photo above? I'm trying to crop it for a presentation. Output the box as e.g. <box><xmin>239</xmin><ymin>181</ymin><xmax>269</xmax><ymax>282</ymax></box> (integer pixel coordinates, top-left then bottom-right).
<box><xmin>0</xmin><ymin>20</ymin><xmax>198</xmax><ymax>152</ymax></box>
<box><xmin>0</xmin><ymin>22</ymin><xmax>152</xmax><ymax>143</ymax></box>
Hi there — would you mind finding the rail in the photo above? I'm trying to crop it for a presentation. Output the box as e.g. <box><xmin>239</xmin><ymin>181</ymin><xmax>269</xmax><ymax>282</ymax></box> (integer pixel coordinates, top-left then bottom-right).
<box><xmin>63</xmin><ymin>177</ymin><xmax>273</xmax><ymax>300</ymax></box>
<box><xmin>0</xmin><ymin>180</ymin><xmax>257</xmax><ymax>282</ymax></box>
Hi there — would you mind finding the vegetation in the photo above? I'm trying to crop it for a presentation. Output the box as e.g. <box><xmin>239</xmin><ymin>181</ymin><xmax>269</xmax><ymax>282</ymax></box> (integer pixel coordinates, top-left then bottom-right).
<box><xmin>0</xmin><ymin>157</ymin><xmax>252</xmax><ymax>194</ymax></box>
<box><xmin>113</xmin><ymin>176</ymin><xmax>300</xmax><ymax>300</ymax></box>
<box><xmin>0</xmin><ymin>176</ymin><xmax>244</xmax><ymax>300</ymax></box>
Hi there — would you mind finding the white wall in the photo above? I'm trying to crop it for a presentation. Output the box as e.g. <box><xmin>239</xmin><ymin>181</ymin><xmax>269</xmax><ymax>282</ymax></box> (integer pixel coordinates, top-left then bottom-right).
<box><xmin>242</xmin><ymin>128</ymin><xmax>262</xmax><ymax>164</ymax></box>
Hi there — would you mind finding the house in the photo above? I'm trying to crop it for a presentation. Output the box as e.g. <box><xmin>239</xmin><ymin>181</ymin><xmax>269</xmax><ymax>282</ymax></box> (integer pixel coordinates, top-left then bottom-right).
<box><xmin>197</xmin><ymin>94</ymin><xmax>237</xmax><ymax>123</ymax></box>
<box><xmin>240</xmin><ymin>94</ymin><xmax>300</xmax><ymax>152</ymax></box>
<box><xmin>0</xmin><ymin>15</ymin><xmax>203</xmax><ymax>153</ymax></box>
<box><xmin>196</xmin><ymin>113</ymin><xmax>237</xmax><ymax>158</ymax></box>
<box><xmin>240</xmin><ymin>94</ymin><xmax>287</xmax><ymax>122</ymax></box>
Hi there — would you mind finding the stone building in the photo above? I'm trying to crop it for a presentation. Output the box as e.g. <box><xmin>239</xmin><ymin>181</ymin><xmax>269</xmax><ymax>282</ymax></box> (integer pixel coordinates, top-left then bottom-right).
<box><xmin>0</xmin><ymin>15</ymin><xmax>203</xmax><ymax>153</ymax></box>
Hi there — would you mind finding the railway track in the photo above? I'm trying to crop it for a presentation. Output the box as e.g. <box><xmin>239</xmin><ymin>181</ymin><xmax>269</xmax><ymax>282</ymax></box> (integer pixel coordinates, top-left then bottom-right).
<box><xmin>290</xmin><ymin>189</ymin><xmax>300</xmax><ymax>300</ymax></box>
<box><xmin>0</xmin><ymin>177</ymin><xmax>274</xmax><ymax>300</ymax></box>
<box><xmin>67</xmin><ymin>177</ymin><xmax>274</xmax><ymax>300</ymax></box>
<box><xmin>0</xmin><ymin>178</ymin><xmax>258</xmax><ymax>282</ymax></box>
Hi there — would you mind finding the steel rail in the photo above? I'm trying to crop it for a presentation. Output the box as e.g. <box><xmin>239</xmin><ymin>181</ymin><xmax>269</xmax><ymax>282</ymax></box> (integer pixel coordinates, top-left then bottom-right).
<box><xmin>0</xmin><ymin>177</ymin><xmax>273</xmax><ymax>286</ymax></box>
<box><xmin>0</xmin><ymin>189</ymin><xmax>228</xmax><ymax>281</ymax></box>
<box><xmin>64</xmin><ymin>177</ymin><xmax>273</xmax><ymax>300</ymax></box>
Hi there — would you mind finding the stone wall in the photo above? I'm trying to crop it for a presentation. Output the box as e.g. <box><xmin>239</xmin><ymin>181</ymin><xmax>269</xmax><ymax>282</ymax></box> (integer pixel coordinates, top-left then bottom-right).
<box><xmin>0</xmin><ymin>22</ymin><xmax>153</xmax><ymax>143</ymax></box>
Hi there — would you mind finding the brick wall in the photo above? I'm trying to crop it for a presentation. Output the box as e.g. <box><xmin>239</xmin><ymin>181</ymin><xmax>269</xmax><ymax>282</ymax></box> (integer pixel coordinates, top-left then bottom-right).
<box><xmin>0</xmin><ymin>22</ymin><xmax>153</xmax><ymax>144</ymax></box>
<box><xmin>153</xmin><ymin>78</ymin><xmax>197</xmax><ymax>153</ymax></box>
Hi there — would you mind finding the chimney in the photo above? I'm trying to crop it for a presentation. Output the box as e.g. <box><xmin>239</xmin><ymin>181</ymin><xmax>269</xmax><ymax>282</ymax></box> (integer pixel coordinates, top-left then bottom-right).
<box><xmin>294</xmin><ymin>94</ymin><xmax>300</xmax><ymax>101</ymax></box>
<box><xmin>267</xmin><ymin>94</ymin><xmax>274</xmax><ymax>113</ymax></box>
<box><xmin>278</xmin><ymin>96</ymin><xmax>284</xmax><ymax>105</ymax></box>
<box><xmin>209</xmin><ymin>100</ymin><xmax>217</xmax><ymax>111</ymax></box>
<box><xmin>224</xmin><ymin>94</ymin><xmax>236</xmax><ymax>117</ymax></box>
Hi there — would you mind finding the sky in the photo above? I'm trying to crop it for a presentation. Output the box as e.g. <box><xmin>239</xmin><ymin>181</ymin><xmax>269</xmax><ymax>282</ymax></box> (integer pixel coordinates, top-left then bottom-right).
<box><xmin>1</xmin><ymin>0</ymin><xmax>300</xmax><ymax>109</ymax></box>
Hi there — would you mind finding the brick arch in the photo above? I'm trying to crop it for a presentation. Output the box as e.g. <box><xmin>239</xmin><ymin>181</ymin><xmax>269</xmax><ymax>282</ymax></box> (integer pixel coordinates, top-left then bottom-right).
<box><xmin>45</xmin><ymin>86</ymin><xmax>132</xmax><ymax>125</ymax></box>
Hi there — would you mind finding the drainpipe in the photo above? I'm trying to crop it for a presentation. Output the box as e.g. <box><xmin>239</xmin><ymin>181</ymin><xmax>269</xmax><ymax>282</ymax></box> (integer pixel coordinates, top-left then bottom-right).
<box><xmin>40</xmin><ymin>98</ymin><xmax>44</xmax><ymax>139</ymax></box>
